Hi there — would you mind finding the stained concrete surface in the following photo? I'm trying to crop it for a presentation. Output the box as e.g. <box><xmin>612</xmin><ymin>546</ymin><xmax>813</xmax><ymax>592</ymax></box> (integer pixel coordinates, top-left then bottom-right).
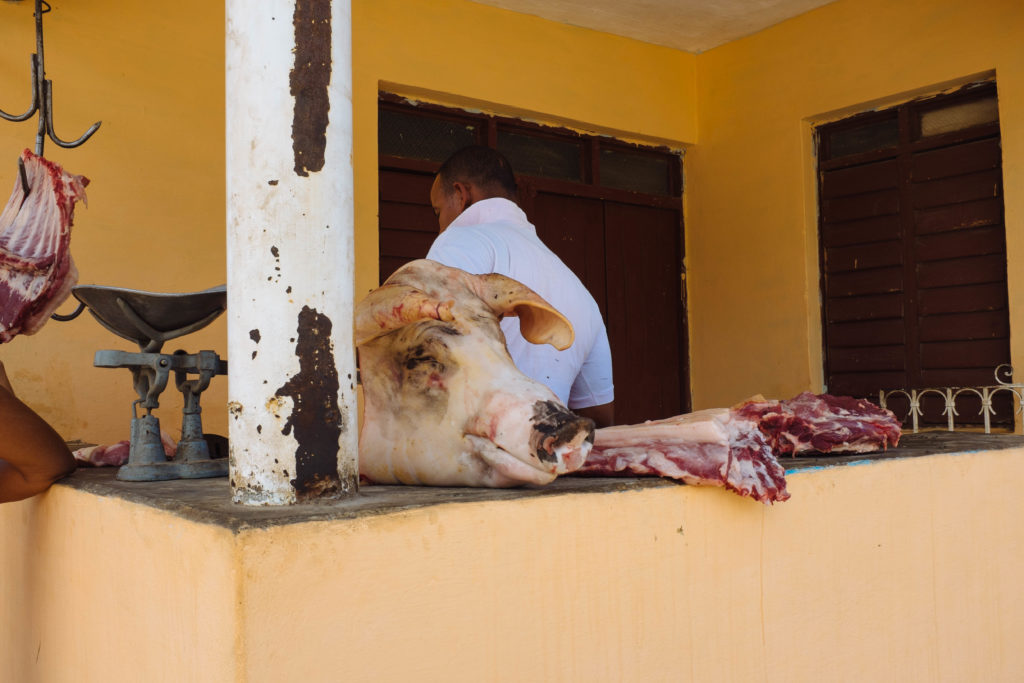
<box><xmin>56</xmin><ymin>431</ymin><xmax>1024</xmax><ymax>532</ymax></box>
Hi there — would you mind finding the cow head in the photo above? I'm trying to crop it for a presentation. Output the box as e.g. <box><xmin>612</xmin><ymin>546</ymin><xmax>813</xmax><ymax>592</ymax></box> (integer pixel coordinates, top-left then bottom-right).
<box><xmin>355</xmin><ymin>259</ymin><xmax>595</xmax><ymax>487</ymax></box>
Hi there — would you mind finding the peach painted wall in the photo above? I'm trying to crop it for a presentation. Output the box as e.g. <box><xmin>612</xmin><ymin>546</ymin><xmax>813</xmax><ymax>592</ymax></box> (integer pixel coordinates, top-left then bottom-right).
<box><xmin>687</xmin><ymin>0</ymin><xmax>1024</xmax><ymax>408</ymax></box>
<box><xmin>0</xmin><ymin>487</ymin><xmax>237</xmax><ymax>681</ymax></box>
<box><xmin>0</xmin><ymin>1</ymin><xmax>227</xmax><ymax>445</ymax></box>
<box><xmin>3</xmin><ymin>451</ymin><xmax>1023</xmax><ymax>681</ymax></box>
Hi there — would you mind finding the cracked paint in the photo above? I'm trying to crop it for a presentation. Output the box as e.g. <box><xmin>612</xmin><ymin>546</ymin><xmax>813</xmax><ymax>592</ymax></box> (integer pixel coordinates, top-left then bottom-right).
<box><xmin>290</xmin><ymin>0</ymin><xmax>331</xmax><ymax>177</ymax></box>
<box><xmin>274</xmin><ymin>305</ymin><xmax>347</xmax><ymax>500</ymax></box>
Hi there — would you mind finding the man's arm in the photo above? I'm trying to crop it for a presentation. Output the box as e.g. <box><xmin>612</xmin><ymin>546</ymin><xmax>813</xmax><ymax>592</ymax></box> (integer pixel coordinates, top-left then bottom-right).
<box><xmin>575</xmin><ymin>401</ymin><xmax>614</xmax><ymax>429</ymax></box>
<box><xmin>0</xmin><ymin>362</ymin><xmax>76</xmax><ymax>503</ymax></box>
<box><xmin>568</xmin><ymin>326</ymin><xmax>615</xmax><ymax>428</ymax></box>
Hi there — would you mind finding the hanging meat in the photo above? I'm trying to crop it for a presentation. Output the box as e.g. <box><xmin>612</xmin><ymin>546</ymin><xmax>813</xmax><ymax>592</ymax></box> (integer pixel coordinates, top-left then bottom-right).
<box><xmin>0</xmin><ymin>149</ymin><xmax>89</xmax><ymax>343</ymax></box>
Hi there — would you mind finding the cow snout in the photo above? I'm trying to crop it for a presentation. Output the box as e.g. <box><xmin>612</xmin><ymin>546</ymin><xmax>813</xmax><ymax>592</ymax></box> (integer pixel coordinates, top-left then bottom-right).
<box><xmin>529</xmin><ymin>400</ymin><xmax>595</xmax><ymax>473</ymax></box>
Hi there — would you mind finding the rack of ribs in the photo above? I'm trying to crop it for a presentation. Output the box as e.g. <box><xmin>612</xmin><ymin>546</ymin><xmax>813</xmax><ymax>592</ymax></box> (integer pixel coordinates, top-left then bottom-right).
<box><xmin>0</xmin><ymin>149</ymin><xmax>89</xmax><ymax>343</ymax></box>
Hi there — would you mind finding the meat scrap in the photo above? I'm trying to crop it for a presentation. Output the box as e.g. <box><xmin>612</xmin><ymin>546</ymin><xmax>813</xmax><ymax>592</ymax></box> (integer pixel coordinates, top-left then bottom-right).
<box><xmin>735</xmin><ymin>392</ymin><xmax>901</xmax><ymax>456</ymax></box>
<box><xmin>578</xmin><ymin>409</ymin><xmax>791</xmax><ymax>504</ymax></box>
<box><xmin>0</xmin><ymin>149</ymin><xmax>89</xmax><ymax>343</ymax></box>
<box><xmin>73</xmin><ymin>431</ymin><xmax>178</xmax><ymax>467</ymax></box>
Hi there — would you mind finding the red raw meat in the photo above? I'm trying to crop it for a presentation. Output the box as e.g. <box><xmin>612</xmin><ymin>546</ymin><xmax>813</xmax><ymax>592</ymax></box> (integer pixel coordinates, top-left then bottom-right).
<box><xmin>576</xmin><ymin>393</ymin><xmax>900</xmax><ymax>504</ymax></box>
<box><xmin>577</xmin><ymin>408</ymin><xmax>791</xmax><ymax>505</ymax></box>
<box><xmin>0</xmin><ymin>149</ymin><xmax>89</xmax><ymax>343</ymax></box>
<box><xmin>734</xmin><ymin>392</ymin><xmax>901</xmax><ymax>456</ymax></box>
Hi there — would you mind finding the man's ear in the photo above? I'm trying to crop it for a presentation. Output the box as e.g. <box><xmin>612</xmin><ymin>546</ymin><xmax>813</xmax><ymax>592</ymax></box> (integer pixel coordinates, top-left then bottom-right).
<box><xmin>452</xmin><ymin>181</ymin><xmax>474</xmax><ymax>211</ymax></box>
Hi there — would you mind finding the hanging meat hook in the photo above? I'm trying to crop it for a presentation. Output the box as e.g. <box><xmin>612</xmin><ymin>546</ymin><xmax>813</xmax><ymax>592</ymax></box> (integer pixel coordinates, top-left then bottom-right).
<box><xmin>0</xmin><ymin>0</ymin><xmax>102</xmax><ymax>165</ymax></box>
<box><xmin>1</xmin><ymin>0</ymin><xmax>98</xmax><ymax>322</ymax></box>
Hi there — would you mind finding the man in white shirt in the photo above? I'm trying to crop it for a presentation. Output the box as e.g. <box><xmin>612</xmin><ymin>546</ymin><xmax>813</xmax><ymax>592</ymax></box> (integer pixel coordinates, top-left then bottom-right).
<box><xmin>426</xmin><ymin>146</ymin><xmax>615</xmax><ymax>427</ymax></box>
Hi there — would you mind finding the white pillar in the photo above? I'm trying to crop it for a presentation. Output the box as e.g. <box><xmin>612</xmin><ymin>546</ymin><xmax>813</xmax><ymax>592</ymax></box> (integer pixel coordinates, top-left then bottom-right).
<box><xmin>226</xmin><ymin>0</ymin><xmax>357</xmax><ymax>504</ymax></box>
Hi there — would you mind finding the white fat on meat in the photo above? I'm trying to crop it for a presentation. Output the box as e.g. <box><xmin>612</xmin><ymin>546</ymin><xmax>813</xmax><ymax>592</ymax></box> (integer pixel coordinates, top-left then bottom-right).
<box><xmin>579</xmin><ymin>408</ymin><xmax>791</xmax><ymax>504</ymax></box>
<box><xmin>0</xmin><ymin>149</ymin><xmax>89</xmax><ymax>342</ymax></box>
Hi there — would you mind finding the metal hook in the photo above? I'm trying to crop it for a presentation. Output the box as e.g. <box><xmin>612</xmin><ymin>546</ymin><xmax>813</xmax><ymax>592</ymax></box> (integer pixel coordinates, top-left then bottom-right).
<box><xmin>17</xmin><ymin>158</ymin><xmax>30</xmax><ymax>199</ymax></box>
<box><xmin>0</xmin><ymin>57</ymin><xmax>39</xmax><ymax>123</ymax></box>
<box><xmin>0</xmin><ymin>0</ymin><xmax>102</xmax><ymax>160</ymax></box>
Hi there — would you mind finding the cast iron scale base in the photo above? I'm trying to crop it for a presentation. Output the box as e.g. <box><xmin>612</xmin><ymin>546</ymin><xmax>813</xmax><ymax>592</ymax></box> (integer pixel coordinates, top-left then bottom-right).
<box><xmin>71</xmin><ymin>284</ymin><xmax>228</xmax><ymax>481</ymax></box>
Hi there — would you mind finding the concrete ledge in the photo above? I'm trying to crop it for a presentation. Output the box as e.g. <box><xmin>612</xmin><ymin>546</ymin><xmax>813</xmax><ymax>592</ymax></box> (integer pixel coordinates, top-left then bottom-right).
<box><xmin>52</xmin><ymin>431</ymin><xmax>1024</xmax><ymax>531</ymax></box>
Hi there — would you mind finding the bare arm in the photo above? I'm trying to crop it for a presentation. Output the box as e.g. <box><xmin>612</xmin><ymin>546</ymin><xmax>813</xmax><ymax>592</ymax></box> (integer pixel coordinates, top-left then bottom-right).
<box><xmin>575</xmin><ymin>401</ymin><xmax>614</xmax><ymax>429</ymax></box>
<box><xmin>0</xmin><ymin>362</ymin><xmax>76</xmax><ymax>503</ymax></box>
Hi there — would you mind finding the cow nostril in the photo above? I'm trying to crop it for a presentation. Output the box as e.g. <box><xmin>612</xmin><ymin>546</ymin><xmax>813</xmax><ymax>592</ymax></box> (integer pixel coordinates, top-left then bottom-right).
<box><xmin>529</xmin><ymin>400</ymin><xmax>595</xmax><ymax>463</ymax></box>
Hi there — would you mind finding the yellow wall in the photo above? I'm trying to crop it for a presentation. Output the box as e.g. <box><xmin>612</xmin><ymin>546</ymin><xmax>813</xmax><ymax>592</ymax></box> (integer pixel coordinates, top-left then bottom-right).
<box><xmin>0</xmin><ymin>0</ymin><xmax>694</xmax><ymax>446</ymax></box>
<box><xmin>4</xmin><ymin>451</ymin><xmax>1024</xmax><ymax>681</ymax></box>
<box><xmin>3</xmin><ymin>0</ymin><xmax>1022</xmax><ymax>443</ymax></box>
<box><xmin>688</xmin><ymin>0</ymin><xmax>1024</xmax><ymax>407</ymax></box>
<box><xmin>0</xmin><ymin>487</ymin><xmax>237</xmax><ymax>681</ymax></box>
<box><xmin>351</xmin><ymin>0</ymin><xmax>697</xmax><ymax>298</ymax></box>
<box><xmin>0</xmin><ymin>1</ymin><xmax>227</xmax><ymax>444</ymax></box>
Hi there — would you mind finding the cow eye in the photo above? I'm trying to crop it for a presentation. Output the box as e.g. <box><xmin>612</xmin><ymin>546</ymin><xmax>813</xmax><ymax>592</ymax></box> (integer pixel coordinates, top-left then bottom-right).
<box><xmin>405</xmin><ymin>356</ymin><xmax>435</xmax><ymax>370</ymax></box>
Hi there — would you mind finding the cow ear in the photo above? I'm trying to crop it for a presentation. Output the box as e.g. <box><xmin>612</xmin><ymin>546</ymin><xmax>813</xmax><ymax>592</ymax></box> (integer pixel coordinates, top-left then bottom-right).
<box><xmin>476</xmin><ymin>273</ymin><xmax>574</xmax><ymax>351</ymax></box>
<box><xmin>354</xmin><ymin>284</ymin><xmax>454</xmax><ymax>346</ymax></box>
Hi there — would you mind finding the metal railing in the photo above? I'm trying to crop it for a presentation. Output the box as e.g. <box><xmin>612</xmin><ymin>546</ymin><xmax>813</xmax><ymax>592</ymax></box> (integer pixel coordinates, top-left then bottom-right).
<box><xmin>879</xmin><ymin>365</ymin><xmax>1021</xmax><ymax>434</ymax></box>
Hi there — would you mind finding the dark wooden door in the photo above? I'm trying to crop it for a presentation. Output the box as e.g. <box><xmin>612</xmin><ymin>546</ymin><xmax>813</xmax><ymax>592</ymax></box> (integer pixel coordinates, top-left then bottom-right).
<box><xmin>818</xmin><ymin>82</ymin><xmax>1010</xmax><ymax>423</ymax></box>
<box><xmin>603</xmin><ymin>202</ymin><xmax>685</xmax><ymax>422</ymax></box>
<box><xmin>378</xmin><ymin>98</ymin><xmax>689</xmax><ymax>424</ymax></box>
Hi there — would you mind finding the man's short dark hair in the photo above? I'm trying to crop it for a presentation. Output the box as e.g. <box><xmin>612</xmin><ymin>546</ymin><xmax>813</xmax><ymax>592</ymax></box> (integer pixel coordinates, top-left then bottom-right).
<box><xmin>437</xmin><ymin>145</ymin><xmax>518</xmax><ymax>200</ymax></box>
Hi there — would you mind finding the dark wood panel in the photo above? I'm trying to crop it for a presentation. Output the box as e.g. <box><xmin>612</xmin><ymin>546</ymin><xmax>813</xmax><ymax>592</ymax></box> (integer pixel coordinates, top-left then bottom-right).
<box><xmin>827</xmin><ymin>267</ymin><xmax>903</xmax><ymax>297</ymax></box>
<box><xmin>605</xmin><ymin>202</ymin><xmax>685</xmax><ymax>423</ymax></box>
<box><xmin>915</xmin><ymin>226</ymin><xmax>1004</xmax><ymax>262</ymax></box>
<box><xmin>827</xmin><ymin>319</ymin><xmax>904</xmax><ymax>347</ymax></box>
<box><xmin>531</xmin><ymin>193</ymin><xmax>607</xmax><ymax>318</ymax></box>
<box><xmin>379</xmin><ymin>229</ymin><xmax>435</xmax><ymax>260</ymax></box>
<box><xmin>825</xmin><ymin>240</ymin><xmax>902</xmax><ymax>274</ymax></box>
<box><xmin>380</xmin><ymin>256</ymin><xmax>409</xmax><ymax>284</ymax></box>
<box><xmin>826</xmin><ymin>292</ymin><xmax>903</xmax><ymax>323</ymax></box>
<box><xmin>820</xmin><ymin>159</ymin><xmax>898</xmax><ymax>199</ymax></box>
<box><xmin>822</xmin><ymin>188</ymin><xmax>900</xmax><ymax>223</ymax></box>
<box><xmin>918</xmin><ymin>310</ymin><xmax>1009</xmax><ymax>342</ymax></box>
<box><xmin>920</xmin><ymin>367</ymin><xmax>1008</xmax><ymax>387</ymax></box>
<box><xmin>916</xmin><ymin>253</ymin><xmax>1007</xmax><ymax>288</ymax></box>
<box><xmin>915</xmin><ymin>197</ymin><xmax>1002</xmax><ymax>234</ymax></box>
<box><xmin>918</xmin><ymin>283</ymin><xmax>1008</xmax><ymax>315</ymax></box>
<box><xmin>821</xmin><ymin>214</ymin><xmax>902</xmax><ymax>249</ymax></box>
<box><xmin>911</xmin><ymin>168</ymin><xmax>1002</xmax><ymax>209</ymax></box>
<box><xmin>819</xmin><ymin>85</ymin><xmax>1009</xmax><ymax>405</ymax></box>
<box><xmin>911</xmin><ymin>136</ymin><xmax>1000</xmax><ymax>181</ymax></box>
<box><xmin>379</xmin><ymin>202</ymin><xmax>439</xmax><ymax>232</ymax></box>
<box><xmin>920</xmin><ymin>339</ymin><xmax>1009</xmax><ymax>369</ymax></box>
<box><xmin>827</xmin><ymin>371</ymin><xmax>908</xmax><ymax>397</ymax></box>
<box><xmin>828</xmin><ymin>345</ymin><xmax>906</xmax><ymax>373</ymax></box>
<box><xmin>380</xmin><ymin>169</ymin><xmax>435</xmax><ymax>203</ymax></box>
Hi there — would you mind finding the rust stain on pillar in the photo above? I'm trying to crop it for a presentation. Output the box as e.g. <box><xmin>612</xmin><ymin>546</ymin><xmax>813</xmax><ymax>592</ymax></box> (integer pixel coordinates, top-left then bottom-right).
<box><xmin>290</xmin><ymin>0</ymin><xmax>332</xmax><ymax>177</ymax></box>
<box><xmin>275</xmin><ymin>306</ymin><xmax>345</xmax><ymax>500</ymax></box>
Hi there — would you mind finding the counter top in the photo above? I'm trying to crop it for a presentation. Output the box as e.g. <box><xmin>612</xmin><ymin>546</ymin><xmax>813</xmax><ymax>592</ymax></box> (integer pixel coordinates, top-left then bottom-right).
<box><xmin>56</xmin><ymin>430</ymin><xmax>1024</xmax><ymax>532</ymax></box>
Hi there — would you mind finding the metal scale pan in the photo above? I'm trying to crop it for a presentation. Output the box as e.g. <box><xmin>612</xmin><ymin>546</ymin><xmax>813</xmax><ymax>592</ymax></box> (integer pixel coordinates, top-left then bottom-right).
<box><xmin>72</xmin><ymin>284</ymin><xmax>226</xmax><ymax>353</ymax></box>
<box><xmin>71</xmin><ymin>284</ymin><xmax>228</xmax><ymax>481</ymax></box>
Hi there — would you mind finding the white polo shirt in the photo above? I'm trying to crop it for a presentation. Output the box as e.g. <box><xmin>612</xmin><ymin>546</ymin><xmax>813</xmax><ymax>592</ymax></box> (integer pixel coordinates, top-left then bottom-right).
<box><xmin>426</xmin><ymin>198</ymin><xmax>614</xmax><ymax>409</ymax></box>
